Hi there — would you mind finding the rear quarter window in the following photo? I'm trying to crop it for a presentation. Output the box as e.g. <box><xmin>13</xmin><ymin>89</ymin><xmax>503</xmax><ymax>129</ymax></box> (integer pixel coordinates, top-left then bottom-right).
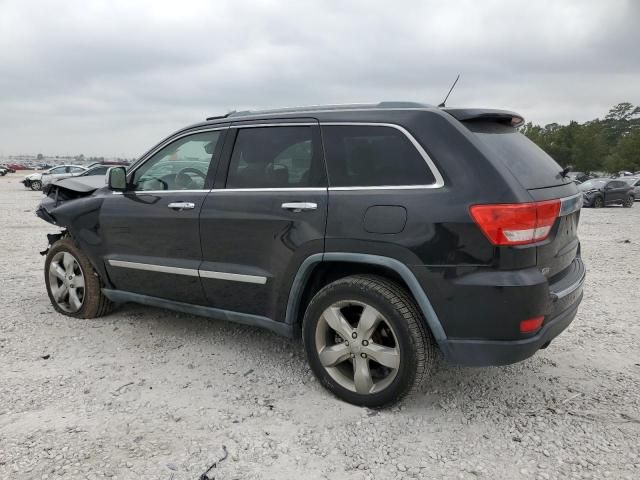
<box><xmin>322</xmin><ymin>125</ymin><xmax>436</xmax><ymax>187</ymax></box>
<box><xmin>467</xmin><ymin>122</ymin><xmax>570</xmax><ymax>190</ymax></box>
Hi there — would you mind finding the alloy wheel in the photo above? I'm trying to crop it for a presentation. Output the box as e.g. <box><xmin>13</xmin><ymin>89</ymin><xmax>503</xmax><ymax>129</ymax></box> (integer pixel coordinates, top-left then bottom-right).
<box><xmin>315</xmin><ymin>300</ymin><xmax>401</xmax><ymax>395</ymax></box>
<box><xmin>48</xmin><ymin>251</ymin><xmax>85</xmax><ymax>313</ymax></box>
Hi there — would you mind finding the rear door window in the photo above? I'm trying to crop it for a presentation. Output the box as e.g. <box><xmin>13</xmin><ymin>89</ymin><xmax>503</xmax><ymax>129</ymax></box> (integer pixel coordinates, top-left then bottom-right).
<box><xmin>226</xmin><ymin>126</ymin><xmax>325</xmax><ymax>188</ymax></box>
<box><xmin>466</xmin><ymin>122</ymin><xmax>571</xmax><ymax>190</ymax></box>
<box><xmin>322</xmin><ymin>125</ymin><xmax>435</xmax><ymax>187</ymax></box>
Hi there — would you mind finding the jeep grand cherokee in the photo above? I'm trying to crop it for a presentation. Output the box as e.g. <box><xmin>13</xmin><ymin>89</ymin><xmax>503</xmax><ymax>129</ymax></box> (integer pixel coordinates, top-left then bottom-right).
<box><xmin>36</xmin><ymin>102</ymin><xmax>585</xmax><ymax>407</ymax></box>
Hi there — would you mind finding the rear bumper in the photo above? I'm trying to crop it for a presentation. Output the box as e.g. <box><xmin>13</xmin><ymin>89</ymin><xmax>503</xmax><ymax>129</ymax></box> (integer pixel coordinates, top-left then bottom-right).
<box><xmin>440</xmin><ymin>295</ymin><xmax>581</xmax><ymax>366</ymax></box>
<box><xmin>437</xmin><ymin>256</ymin><xmax>585</xmax><ymax>366</ymax></box>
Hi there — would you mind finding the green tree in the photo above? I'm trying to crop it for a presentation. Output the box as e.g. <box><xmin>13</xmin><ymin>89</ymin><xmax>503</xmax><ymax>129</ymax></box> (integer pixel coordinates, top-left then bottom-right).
<box><xmin>522</xmin><ymin>102</ymin><xmax>640</xmax><ymax>174</ymax></box>
<box><xmin>606</xmin><ymin>128</ymin><xmax>640</xmax><ymax>172</ymax></box>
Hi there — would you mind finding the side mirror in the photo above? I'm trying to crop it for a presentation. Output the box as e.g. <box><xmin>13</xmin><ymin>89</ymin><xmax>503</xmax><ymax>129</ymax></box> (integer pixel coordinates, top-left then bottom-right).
<box><xmin>107</xmin><ymin>167</ymin><xmax>127</xmax><ymax>191</ymax></box>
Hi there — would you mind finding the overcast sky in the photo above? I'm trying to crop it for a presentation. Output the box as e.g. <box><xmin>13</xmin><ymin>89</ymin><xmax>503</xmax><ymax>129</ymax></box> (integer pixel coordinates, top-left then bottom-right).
<box><xmin>0</xmin><ymin>0</ymin><xmax>638</xmax><ymax>157</ymax></box>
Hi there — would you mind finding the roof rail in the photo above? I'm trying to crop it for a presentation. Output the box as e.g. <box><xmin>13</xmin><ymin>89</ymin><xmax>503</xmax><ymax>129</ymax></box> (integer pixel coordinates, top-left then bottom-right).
<box><xmin>205</xmin><ymin>102</ymin><xmax>434</xmax><ymax>121</ymax></box>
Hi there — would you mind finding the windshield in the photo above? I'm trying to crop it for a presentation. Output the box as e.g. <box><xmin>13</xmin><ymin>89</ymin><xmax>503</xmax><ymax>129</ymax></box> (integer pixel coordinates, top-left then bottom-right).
<box><xmin>578</xmin><ymin>179</ymin><xmax>607</xmax><ymax>191</ymax></box>
<box><xmin>621</xmin><ymin>177</ymin><xmax>638</xmax><ymax>185</ymax></box>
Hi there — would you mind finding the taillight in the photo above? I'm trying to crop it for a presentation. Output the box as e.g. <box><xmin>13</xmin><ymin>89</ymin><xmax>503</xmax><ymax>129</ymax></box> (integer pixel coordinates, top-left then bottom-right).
<box><xmin>469</xmin><ymin>200</ymin><xmax>561</xmax><ymax>246</ymax></box>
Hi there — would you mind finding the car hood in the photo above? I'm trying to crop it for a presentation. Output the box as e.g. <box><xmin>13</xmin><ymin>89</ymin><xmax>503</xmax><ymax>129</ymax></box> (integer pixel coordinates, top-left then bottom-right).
<box><xmin>37</xmin><ymin>175</ymin><xmax>109</xmax><ymax>226</ymax></box>
<box><xmin>50</xmin><ymin>175</ymin><xmax>106</xmax><ymax>192</ymax></box>
<box><xmin>26</xmin><ymin>172</ymin><xmax>43</xmax><ymax>180</ymax></box>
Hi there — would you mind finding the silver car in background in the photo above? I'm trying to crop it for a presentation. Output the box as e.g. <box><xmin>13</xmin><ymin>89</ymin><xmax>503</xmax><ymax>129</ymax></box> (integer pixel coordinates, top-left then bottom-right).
<box><xmin>23</xmin><ymin>165</ymin><xmax>87</xmax><ymax>191</ymax></box>
<box><xmin>621</xmin><ymin>177</ymin><xmax>640</xmax><ymax>201</ymax></box>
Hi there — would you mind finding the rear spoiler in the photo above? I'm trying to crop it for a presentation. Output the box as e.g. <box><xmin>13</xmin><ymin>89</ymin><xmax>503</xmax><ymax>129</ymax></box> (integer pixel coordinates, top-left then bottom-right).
<box><xmin>443</xmin><ymin>108</ymin><xmax>524</xmax><ymax>127</ymax></box>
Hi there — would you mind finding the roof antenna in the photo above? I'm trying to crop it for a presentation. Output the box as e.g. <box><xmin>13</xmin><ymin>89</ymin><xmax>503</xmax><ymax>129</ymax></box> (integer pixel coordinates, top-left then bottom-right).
<box><xmin>438</xmin><ymin>74</ymin><xmax>460</xmax><ymax>108</ymax></box>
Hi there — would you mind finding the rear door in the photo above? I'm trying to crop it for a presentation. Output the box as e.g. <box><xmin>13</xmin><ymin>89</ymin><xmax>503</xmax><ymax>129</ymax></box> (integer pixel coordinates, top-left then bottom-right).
<box><xmin>199</xmin><ymin>120</ymin><xmax>327</xmax><ymax>320</ymax></box>
<box><xmin>100</xmin><ymin>127</ymin><xmax>228</xmax><ymax>304</ymax></box>
<box><xmin>466</xmin><ymin>122</ymin><xmax>580</xmax><ymax>278</ymax></box>
<box><xmin>604</xmin><ymin>180</ymin><xmax>628</xmax><ymax>204</ymax></box>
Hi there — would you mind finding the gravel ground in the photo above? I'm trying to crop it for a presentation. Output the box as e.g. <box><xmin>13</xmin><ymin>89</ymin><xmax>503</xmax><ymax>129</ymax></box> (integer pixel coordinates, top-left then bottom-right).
<box><xmin>1</xmin><ymin>174</ymin><xmax>639</xmax><ymax>480</ymax></box>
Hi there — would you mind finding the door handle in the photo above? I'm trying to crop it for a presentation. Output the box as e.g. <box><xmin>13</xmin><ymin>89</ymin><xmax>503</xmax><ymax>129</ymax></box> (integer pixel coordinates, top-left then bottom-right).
<box><xmin>281</xmin><ymin>202</ymin><xmax>317</xmax><ymax>212</ymax></box>
<box><xmin>167</xmin><ymin>202</ymin><xmax>195</xmax><ymax>211</ymax></box>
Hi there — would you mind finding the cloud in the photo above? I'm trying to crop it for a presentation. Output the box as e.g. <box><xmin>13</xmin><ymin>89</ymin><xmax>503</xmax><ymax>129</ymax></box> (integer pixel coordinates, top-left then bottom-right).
<box><xmin>0</xmin><ymin>0</ymin><xmax>638</xmax><ymax>156</ymax></box>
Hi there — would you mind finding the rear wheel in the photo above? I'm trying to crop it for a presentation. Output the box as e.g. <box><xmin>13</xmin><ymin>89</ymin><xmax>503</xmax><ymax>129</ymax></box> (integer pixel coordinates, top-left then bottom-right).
<box><xmin>593</xmin><ymin>196</ymin><xmax>604</xmax><ymax>208</ymax></box>
<box><xmin>31</xmin><ymin>180</ymin><xmax>42</xmax><ymax>191</ymax></box>
<box><xmin>623</xmin><ymin>195</ymin><xmax>634</xmax><ymax>208</ymax></box>
<box><xmin>302</xmin><ymin>275</ymin><xmax>435</xmax><ymax>407</ymax></box>
<box><xmin>45</xmin><ymin>237</ymin><xmax>113</xmax><ymax>318</ymax></box>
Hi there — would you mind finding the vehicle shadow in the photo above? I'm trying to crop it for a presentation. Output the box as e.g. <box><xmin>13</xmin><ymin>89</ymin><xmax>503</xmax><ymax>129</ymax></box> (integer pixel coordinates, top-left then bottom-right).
<box><xmin>110</xmin><ymin>302</ymin><xmax>558</xmax><ymax>412</ymax></box>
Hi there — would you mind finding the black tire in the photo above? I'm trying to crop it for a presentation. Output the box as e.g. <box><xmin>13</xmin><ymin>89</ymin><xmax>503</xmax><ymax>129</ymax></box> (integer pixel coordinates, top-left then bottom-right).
<box><xmin>31</xmin><ymin>180</ymin><xmax>42</xmax><ymax>191</ymax></box>
<box><xmin>302</xmin><ymin>274</ymin><xmax>436</xmax><ymax>407</ymax></box>
<box><xmin>623</xmin><ymin>195</ymin><xmax>634</xmax><ymax>208</ymax></box>
<box><xmin>44</xmin><ymin>237</ymin><xmax>113</xmax><ymax>318</ymax></box>
<box><xmin>593</xmin><ymin>196</ymin><xmax>604</xmax><ymax>208</ymax></box>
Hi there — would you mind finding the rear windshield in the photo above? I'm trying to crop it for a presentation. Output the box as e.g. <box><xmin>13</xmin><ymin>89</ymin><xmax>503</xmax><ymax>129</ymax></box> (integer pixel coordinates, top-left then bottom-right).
<box><xmin>466</xmin><ymin>122</ymin><xmax>570</xmax><ymax>190</ymax></box>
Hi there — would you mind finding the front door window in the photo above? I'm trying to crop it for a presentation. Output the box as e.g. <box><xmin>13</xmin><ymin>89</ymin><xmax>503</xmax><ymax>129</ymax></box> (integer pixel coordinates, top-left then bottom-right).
<box><xmin>132</xmin><ymin>131</ymin><xmax>224</xmax><ymax>191</ymax></box>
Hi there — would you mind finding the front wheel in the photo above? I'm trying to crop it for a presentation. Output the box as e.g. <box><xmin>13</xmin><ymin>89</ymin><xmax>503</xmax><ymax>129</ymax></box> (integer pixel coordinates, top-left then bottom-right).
<box><xmin>593</xmin><ymin>196</ymin><xmax>604</xmax><ymax>208</ymax></box>
<box><xmin>302</xmin><ymin>275</ymin><xmax>436</xmax><ymax>407</ymax></box>
<box><xmin>31</xmin><ymin>180</ymin><xmax>42</xmax><ymax>191</ymax></box>
<box><xmin>623</xmin><ymin>195</ymin><xmax>634</xmax><ymax>208</ymax></box>
<box><xmin>44</xmin><ymin>237</ymin><xmax>113</xmax><ymax>318</ymax></box>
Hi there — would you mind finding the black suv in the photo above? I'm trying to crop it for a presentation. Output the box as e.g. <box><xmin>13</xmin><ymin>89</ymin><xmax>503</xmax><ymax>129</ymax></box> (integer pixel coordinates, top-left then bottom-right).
<box><xmin>37</xmin><ymin>102</ymin><xmax>585</xmax><ymax>407</ymax></box>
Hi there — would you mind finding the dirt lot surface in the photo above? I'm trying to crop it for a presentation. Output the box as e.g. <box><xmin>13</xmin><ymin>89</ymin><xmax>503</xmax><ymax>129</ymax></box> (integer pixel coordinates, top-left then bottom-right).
<box><xmin>1</xmin><ymin>174</ymin><xmax>639</xmax><ymax>480</ymax></box>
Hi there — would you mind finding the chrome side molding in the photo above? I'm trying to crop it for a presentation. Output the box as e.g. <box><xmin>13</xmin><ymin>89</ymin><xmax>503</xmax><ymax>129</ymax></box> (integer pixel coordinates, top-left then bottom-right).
<box><xmin>107</xmin><ymin>259</ymin><xmax>267</xmax><ymax>285</ymax></box>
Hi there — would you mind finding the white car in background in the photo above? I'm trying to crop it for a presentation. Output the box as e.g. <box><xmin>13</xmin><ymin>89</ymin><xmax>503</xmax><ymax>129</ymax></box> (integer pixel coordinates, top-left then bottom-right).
<box><xmin>23</xmin><ymin>165</ymin><xmax>87</xmax><ymax>191</ymax></box>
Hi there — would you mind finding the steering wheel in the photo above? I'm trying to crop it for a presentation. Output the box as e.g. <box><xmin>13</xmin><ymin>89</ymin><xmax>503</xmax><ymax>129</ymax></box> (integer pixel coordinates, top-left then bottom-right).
<box><xmin>175</xmin><ymin>167</ymin><xmax>207</xmax><ymax>189</ymax></box>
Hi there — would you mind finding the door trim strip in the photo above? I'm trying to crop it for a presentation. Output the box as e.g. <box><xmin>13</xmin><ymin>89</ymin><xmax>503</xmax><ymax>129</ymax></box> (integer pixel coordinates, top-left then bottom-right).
<box><xmin>107</xmin><ymin>260</ymin><xmax>200</xmax><ymax>277</ymax></box>
<box><xmin>199</xmin><ymin>270</ymin><xmax>267</xmax><ymax>285</ymax></box>
<box><xmin>107</xmin><ymin>259</ymin><xmax>267</xmax><ymax>284</ymax></box>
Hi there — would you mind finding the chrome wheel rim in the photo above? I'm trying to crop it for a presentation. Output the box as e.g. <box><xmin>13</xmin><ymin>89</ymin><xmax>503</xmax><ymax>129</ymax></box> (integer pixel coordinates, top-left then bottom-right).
<box><xmin>48</xmin><ymin>252</ymin><xmax>85</xmax><ymax>313</ymax></box>
<box><xmin>315</xmin><ymin>300</ymin><xmax>400</xmax><ymax>395</ymax></box>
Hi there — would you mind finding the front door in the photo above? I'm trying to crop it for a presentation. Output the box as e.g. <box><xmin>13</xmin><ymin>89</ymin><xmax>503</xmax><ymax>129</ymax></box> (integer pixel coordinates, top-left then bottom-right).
<box><xmin>100</xmin><ymin>127</ymin><xmax>228</xmax><ymax>305</ymax></box>
<box><xmin>199</xmin><ymin>121</ymin><xmax>328</xmax><ymax>321</ymax></box>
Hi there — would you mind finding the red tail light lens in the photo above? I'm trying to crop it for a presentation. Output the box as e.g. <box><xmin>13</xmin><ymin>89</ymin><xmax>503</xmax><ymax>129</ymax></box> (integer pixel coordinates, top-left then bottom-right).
<box><xmin>469</xmin><ymin>200</ymin><xmax>561</xmax><ymax>246</ymax></box>
<box><xmin>520</xmin><ymin>316</ymin><xmax>544</xmax><ymax>333</ymax></box>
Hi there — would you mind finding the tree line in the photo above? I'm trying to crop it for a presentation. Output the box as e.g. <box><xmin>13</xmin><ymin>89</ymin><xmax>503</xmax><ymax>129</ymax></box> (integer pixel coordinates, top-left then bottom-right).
<box><xmin>521</xmin><ymin>102</ymin><xmax>640</xmax><ymax>174</ymax></box>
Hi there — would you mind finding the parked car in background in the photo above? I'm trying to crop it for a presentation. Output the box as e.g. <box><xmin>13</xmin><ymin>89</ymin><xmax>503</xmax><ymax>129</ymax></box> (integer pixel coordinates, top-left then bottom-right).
<box><xmin>0</xmin><ymin>167</ymin><xmax>7</xmax><ymax>176</ymax></box>
<box><xmin>78</xmin><ymin>164</ymin><xmax>113</xmax><ymax>177</ymax></box>
<box><xmin>23</xmin><ymin>165</ymin><xmax>87</xmax><ymax>191</ymax></box>
<box><xmin>6</xmin><ymin>163</ymin><xmax>26</xmax><ymax>171</ymax></box>
<box><xmin>36</xmin><ymin>102</ymin><xmax>585</xmax><ymax>407</ymax></box>
<box><xmin>48</xmin><ymin>164</ymin><xmax>113</xmax><ymax>186</ymax></box>
<box><xmin>610</xmin><ymin>170</ymin><xmax>634</xmax><ymax>178</ymax></box>
<box><xmin>57</xmin><ymin>163</ymin><xmax>128</xmax><ymax>182</ymax></box>
<box><xmin>620</xmin><ymin>177</ymin><xmax>640</xmax><ymax>201</ymax></box>
<box><xmin>579</xmin><ymin>178</ymin><xmax>634</xmax><ymax>208</ymax></box>
<box><xmin>41</xmin><ymin>165</ymin><xmax>89</xmax><ymax>189</ymax></box>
